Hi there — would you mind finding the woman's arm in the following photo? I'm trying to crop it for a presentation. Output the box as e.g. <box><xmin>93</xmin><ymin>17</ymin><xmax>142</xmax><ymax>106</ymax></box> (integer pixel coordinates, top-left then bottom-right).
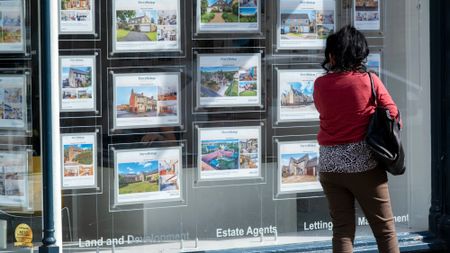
<box><xmin>372</xmin><ymin>74</ymin><xmax>402</xmax><ymax>126</ymax></box>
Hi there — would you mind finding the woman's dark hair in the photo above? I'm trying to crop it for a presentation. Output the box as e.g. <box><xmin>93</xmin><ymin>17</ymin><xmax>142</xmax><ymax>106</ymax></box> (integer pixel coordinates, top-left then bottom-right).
<box><xmin>322</xmin><ymin>25</ymin><xmax>369</xmax><ymax>72</ymax></box>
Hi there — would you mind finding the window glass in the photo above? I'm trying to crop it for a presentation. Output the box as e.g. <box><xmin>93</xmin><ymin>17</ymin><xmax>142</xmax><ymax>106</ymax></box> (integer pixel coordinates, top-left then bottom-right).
<box><xmin>56</xmin><ymin>0</ymin><xmax>431</xmax><ymax>252</ymax></box>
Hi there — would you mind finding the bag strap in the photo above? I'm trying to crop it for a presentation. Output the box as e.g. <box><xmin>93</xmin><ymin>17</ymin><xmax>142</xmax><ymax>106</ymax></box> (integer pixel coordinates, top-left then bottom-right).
<box><xmin>368</xmin><ymin>72</ymin><xmax>377</xmax><ymax>106</ymax></box>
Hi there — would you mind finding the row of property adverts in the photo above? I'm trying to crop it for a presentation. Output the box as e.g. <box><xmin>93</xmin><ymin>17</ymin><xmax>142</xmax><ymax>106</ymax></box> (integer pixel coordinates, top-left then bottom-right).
<box><xmin>0</xmin><ymin>127</ymin><xmax>320</xmax><ymax>208</ymax></box>
<box><xmin>0</xmin><ymin>0</ymin><xmax>382</xmax><ymax>53</ymax></box>
<box><xmin>62</xmin><ymin>126</ymin><xmax>319</xmax><ymax>205</ymax></box>
<box><xmin>0</xmin><ymin>52</ymin><xmax>381</xmax><ymax>131</ymax></box>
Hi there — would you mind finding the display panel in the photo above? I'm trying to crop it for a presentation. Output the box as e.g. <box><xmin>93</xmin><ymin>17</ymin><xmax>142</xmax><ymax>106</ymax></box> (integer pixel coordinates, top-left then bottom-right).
<box><xmin>0</xmin><ymin>150</ymin><xmax>29</xmax><ymax>208</ymax></box>
<box><xmin>367</xmin><ymin>52</ymin><xmax>381</xmax><ymax>76</ymax></box>
<box><xmin>277</xmin><ymin>69</ymin><xmax>322</xmax><ymax>123</ymax></box>
<box><xmin>59</xmin><ymin>0</ymin><xmax>95</xmax><ymax>34</ymax></box>
<box><xmin>354</xmin><ymin>0</ymin><xmax>380</xmax><ymax>31</ymax></box>
<box><xmin>0</xmin><ymin>74</ymin><xmax>27</xmax><ymax>130</ymax></box>
<box><xmin>197</xmin><ymin>53</ymin><xmax>261</xmax><ymax>108</ymax></box>
<box><xmin>277</xmin><ymin>140</ymin><xmax>321</xmax><ymax>194</ymax></box>
<box><xmin>112</xmin><ymin>0</ymin><xmax>181</xmax><ymax>53</ymax></box>
<box><xmin>277</xmin><ymin>0</ymin><xmax>336</xmax><ymax>50</ymax></box>
<box><xmin>112</xmin><ymin>72</ymin><xmax>181</xmax><ymax>130</ymax></box>
<box><xmin>113</xmin><ymin>146</ymin><xmax>182</xmax><ymax>205</ymax></box>
<box><xmin>196</xmin><ymin>0</ymin><xmax>261</xmax><ymax>33</ymax></box>
<box><xmin>60</xmin><ymin>55</ymin><xmax>96</xmax><ymax>112</ymax></box>
<box><xmin>0</xmin><ymin>0</ymin><xmax>25</xmax><ymax>53</ymax></box>
<box><xmin>61</xmin><ymin>132</ymin><xmax>97</xmax><ymax>190</ymax></box>
<box><xmin>198</xmin><ymin>126</ymin><xmax>261</xmax><ymax>181</ymax></box>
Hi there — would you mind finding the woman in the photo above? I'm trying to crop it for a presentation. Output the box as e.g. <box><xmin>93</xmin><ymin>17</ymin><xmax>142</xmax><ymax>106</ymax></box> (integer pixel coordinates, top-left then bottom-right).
<box><xmin>313</xmin><ymin>25</ymin><xmax>401</xmax><ymax>253</ymax></box>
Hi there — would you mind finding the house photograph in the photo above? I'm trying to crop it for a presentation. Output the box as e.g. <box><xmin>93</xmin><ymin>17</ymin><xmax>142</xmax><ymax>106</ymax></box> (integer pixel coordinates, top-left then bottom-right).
<box><xmin>62</xmin><ymin>67</ymin><xmax>92</xmax><ymax>89</ymax></box>
<box><xmin>281</xmin><ymin>11</ymin><xmax>316</xmax><ymax>36</ymax></box>
<box><xmin>200</xmin><ymin>0</ymin><xmax>239</xmax><ymax>23</ymax></box>
<box><xmin>118</xmin><ymin>160</ymin><xmax>160</xmax><ymax>195</ymax></box>
<box><xmin>281</xmin><ymin>152</ymin><xmax>318</xmax><ymax>184</ymax></box>
<box><xmin>116</xmin><ymin>87</ymin><xmax>158</xmax><ymax>118</ymax></box>
<box><xmin>116</xmin><ymin>9</ymin><xmax>159</xmax><ymax>41</ymax></box>
<box><xmin>280</xmin><ymin>81</ymin><xmax>314</xmax><ymax>108</ymax></box>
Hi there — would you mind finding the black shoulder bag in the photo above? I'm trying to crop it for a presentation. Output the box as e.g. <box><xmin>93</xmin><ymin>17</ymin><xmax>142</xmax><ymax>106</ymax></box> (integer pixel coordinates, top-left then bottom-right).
<box><xmin>365</xmin><ymin>72</ymin><xmax>406</xmax><ymax>175</ymax></box>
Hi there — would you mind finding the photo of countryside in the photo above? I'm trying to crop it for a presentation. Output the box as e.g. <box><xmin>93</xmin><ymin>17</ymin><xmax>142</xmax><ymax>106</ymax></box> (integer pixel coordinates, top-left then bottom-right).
<box><xmin>281</xmin><ymin>152</ymin><xmax>318</xmax><ymax>184</ymax></box>
<box><xmin>0</xmin><ymin>10</ymin><xmax>22</xmax><ymax>44</ymax></box>
<box><xmin>200</xmin><ymin>0</ymin><xmax>257</xmax><ymax>24</ymax></box>
<box><xmin>280</xmin><ymin>81</ymin><xmax>314</xmax><ymax>110</ymax></box>
<box><xmin>201</xmin><ymin>139</ymin><xmax>240</xmax><ymax>171</ymax></box>
<box><xmin>116</xmin><ymin>9</ymin><xmax>177</xmax><ymax>42</ymax></box>
<box><xmin>280</xmin><ymin>9</ymin><xmax>334</xmax><ymax>40</ymax></box>
<box><xmin>63</xmin><ymin>143</ymin><xmax>94</xmax><ymax>178</ymax></box>
<box><xmin>118</xmin><ymin>160</ymin><xmax>159</xmax><ymax>195</ymax></box>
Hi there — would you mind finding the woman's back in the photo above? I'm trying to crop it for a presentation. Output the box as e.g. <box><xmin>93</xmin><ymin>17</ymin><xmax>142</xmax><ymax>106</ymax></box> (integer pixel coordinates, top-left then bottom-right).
<box><xmin>314</xmin><ymin>71</ymin><xmax>397</xmax><ymax>146</ymax></box>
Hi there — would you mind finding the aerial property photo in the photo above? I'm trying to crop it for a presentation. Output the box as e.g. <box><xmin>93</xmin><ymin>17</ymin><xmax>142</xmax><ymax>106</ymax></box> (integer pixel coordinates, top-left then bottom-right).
<box><xmin>200</xmin><ymin>65</ymin><xmax>258</xmax><ymax>97</ymax></box>
<box><xmin>201</xmin><ymin>139</ymin><xmax>240</xmax><ymax>171</ymax></box>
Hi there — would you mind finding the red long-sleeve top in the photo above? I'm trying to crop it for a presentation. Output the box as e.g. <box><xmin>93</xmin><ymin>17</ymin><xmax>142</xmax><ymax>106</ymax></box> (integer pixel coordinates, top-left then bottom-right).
<box><xmin>313</xmin><ymin>71</ymin><xmax>399</xmax><ymax>146</ymax></box>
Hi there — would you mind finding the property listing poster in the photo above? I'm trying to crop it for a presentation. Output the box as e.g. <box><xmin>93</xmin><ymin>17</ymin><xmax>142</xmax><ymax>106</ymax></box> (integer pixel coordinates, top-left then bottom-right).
<box><xmin>60</xmin><ymin>56</ymin><xmax>96</xmax><ymax>112</ymax></box>
<box><xmin>197</xmin><ymin>0</ymin><xmax>260</xmax><ymax>33</ymax></box>
<box><xmin>59</xmin><ymin>0</ymin><xmax>95</xmax><ymax>34</ymax></box>
<box><xmin>367</xmin><ymin>52</ymin><xmax>381</xmax><ymax>76</ymax></box>
<box><xmin>354</xmin><ymin>0</ymin><xmax>380</xmax><ymax>31</ymax></box>
<box><xmin>0</xmin><ymin>151</ymin><xmax>28</xmax><ymax>208</ymax></box>
<box><xmin>0</xmin><ymin>75</ymin><xmax>26</xmax><ymax>130</ymax></box>
<box><xmin>278</xmin><ymin>141</ymin><xmax>321</xmax><ymax>193</ymax></box>
<box><xmin>113</xmin><ymin>73</ymin><xmax>180</xmax><ymax>129</ymax></box>
<box><xmin>277</xmin><ymin>69</ymin><xmax>322</xmax><ymax>122</ymax></box>
<box><xmin>198</xmin><ymin>53</ymin><xmax>261</xmax><ymax>108</ymax></box>
<box><xmin>61</xmin><ymin>133</ymin><xmax>97</xmax><ymax>189</ymax></box>
<box><xmin>198</xmin><ymin>126</ymin><xmax>261</xmax><ymax>180</ymax></box>
<box><xmin>113</xmin><ymin>0</ymin><xmax>180</xmax><ymax>52</ymax></box>
<box><xmin>114</xmin><ymin>147</ymin><xmax>182</xmax><ymax>204</ymax></box>
<box><xmin>278</xmin><ymin>0</ymin><xmax>336</xmax><ymax>49</ymax></box>
<box><xmin>0</xmin><ymin>0</ymin><xmax>25</xmax><ymax>53</ymax></box>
